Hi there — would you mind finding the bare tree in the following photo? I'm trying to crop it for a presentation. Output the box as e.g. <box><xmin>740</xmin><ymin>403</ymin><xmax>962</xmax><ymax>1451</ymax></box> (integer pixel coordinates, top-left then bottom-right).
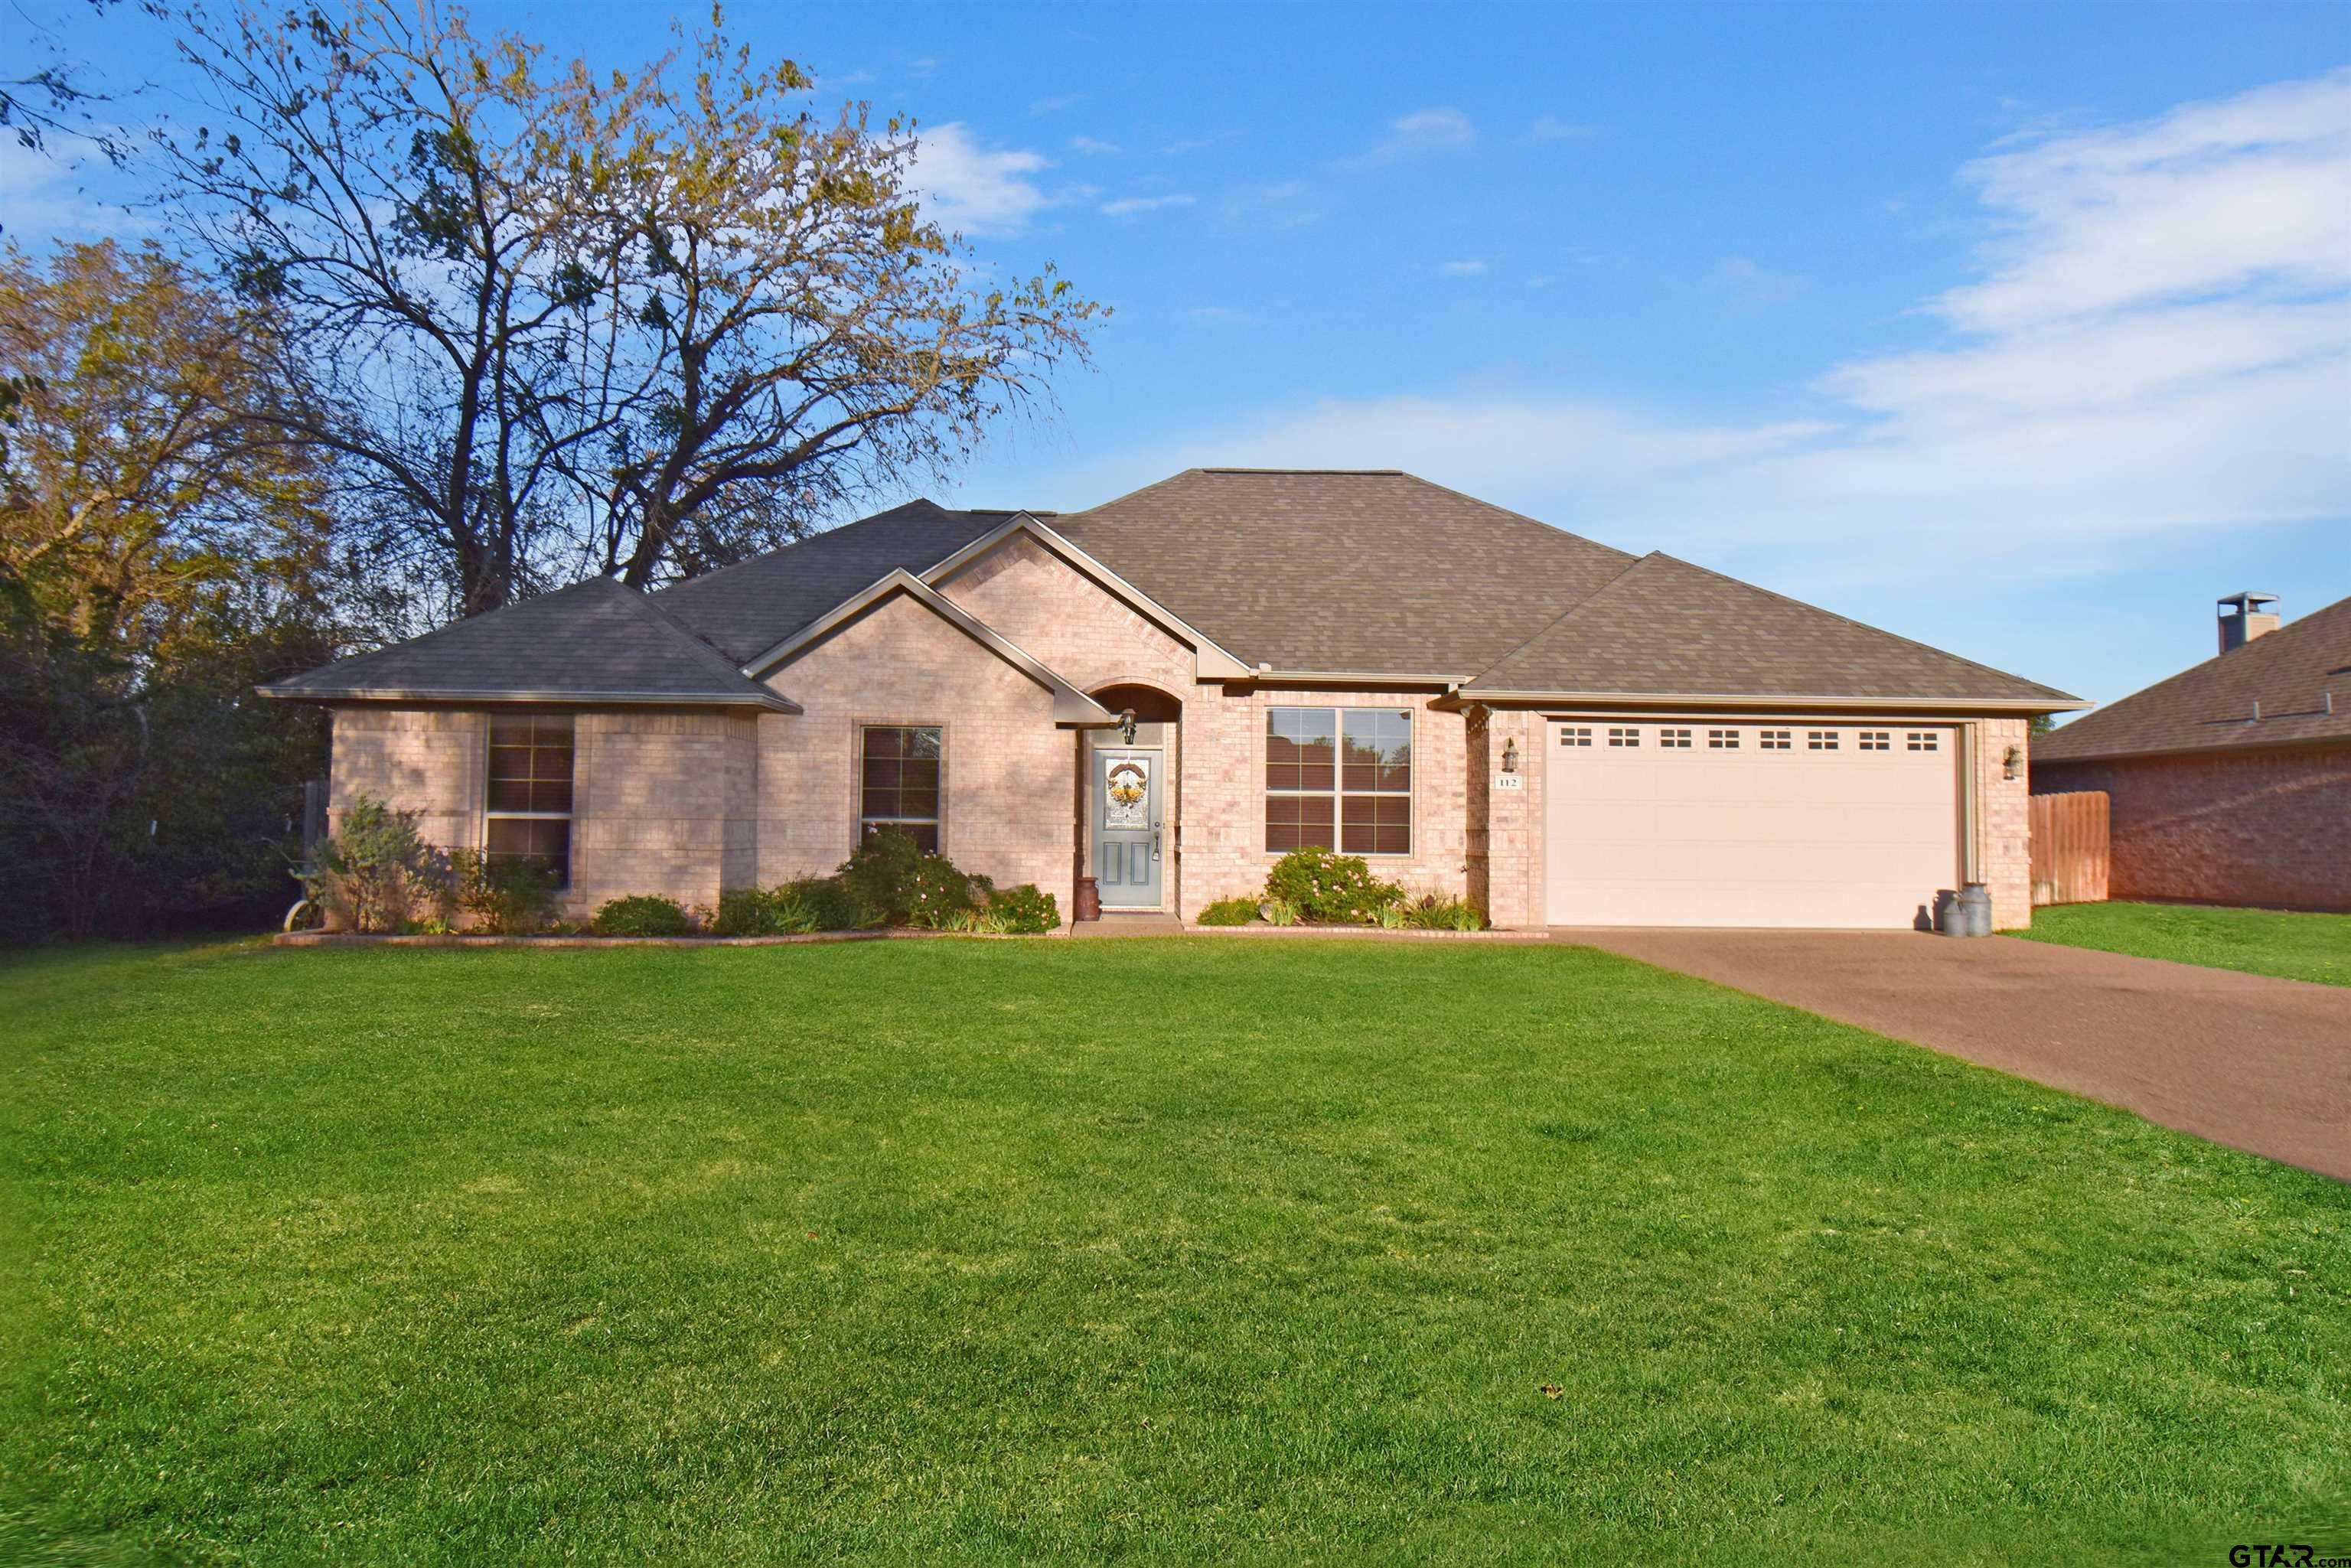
<box><xmin>550</xmin><ymin>20</ymin><xmax>1106</xmax><ymax>587</ymax></box>
<box><xmin>155</xmin><ymin>0</ymin><xmax>1107</xmax><ymax>614</ymax></box>
<box><xmin>154</xmin><ymin>0</ymin><xmax>639</xmax><ymax>618</ymax></box>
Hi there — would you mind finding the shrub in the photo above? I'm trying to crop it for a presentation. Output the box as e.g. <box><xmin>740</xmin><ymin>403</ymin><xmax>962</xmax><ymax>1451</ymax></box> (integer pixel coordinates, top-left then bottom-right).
<box><xmin>448</xmin><ymin>847</ymin><xmax>561</xmax><ymax>934</ymax></box>
<box><xmin>304</xmin><ymin>796</ymin><xmax>450</xmax><ymax>933</ymax></box>
<box><xmin>592</xmin><ymin>895</ymin><xmax>695</xmax><ymax>937</ymax></box>
<box><xmin>987</xmin><ymin>883</ymin><xmax>1059</xmax><ymax>934</ymax></box>
<box><xmin>709</xmin><ymin>878</ymin><xmax>874</xmax><ymax>937</ymax></box>
<box><xmin>1263</xmin><ymin>846</ymin><xmax>1404</xmax><ymax>924</ymax></box>
<box><xmin>1403</xmin><ymin>893</ymin><xmax>1485</xmax><ymax>931</ymax></box>
<box><xmin>836</xmin><ymin>828</ymin><xmax>988</xmax><ymax>928</ymax></box>
<box><xmin>1195</xmin><ymin>897</ymin><xmax>1261</xmax><ymax>927</ymax></box>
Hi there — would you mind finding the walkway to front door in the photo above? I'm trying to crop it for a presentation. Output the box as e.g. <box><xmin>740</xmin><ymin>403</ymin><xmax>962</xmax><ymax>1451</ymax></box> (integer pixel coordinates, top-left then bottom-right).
<box><xmin>1569</xmin><ymin>928</ymin><xmax>2351</xmax><ymax>1182</ymax></box>
<box><xmin>1092</xmin><ymin>746</ymin><xmax>1164</xmax><ymax>909</ymax></box>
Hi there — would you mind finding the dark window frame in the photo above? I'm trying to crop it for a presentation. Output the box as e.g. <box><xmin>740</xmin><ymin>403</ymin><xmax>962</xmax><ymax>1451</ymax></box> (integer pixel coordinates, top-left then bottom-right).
<box><xmin>484</xmin><ymin>711</ymin><xmax>574</xmax><ymax>887</ymax></box>
<box><xmin>858</xmin><ymin>723</ymin><xmax>945</xmax><ymax>854</ymax></box>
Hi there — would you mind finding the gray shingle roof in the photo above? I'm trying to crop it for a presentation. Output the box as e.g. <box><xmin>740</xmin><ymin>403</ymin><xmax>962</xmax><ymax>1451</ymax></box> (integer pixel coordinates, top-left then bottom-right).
<box><xmin>2036</xmin><ymin>592</ymin><xmax>2351</xmax><ymax>762</ymax></box>
<box><xmin>1054</xmin><ymin>469</ymin><xmax>1639</xmax><ymax>674</ymax></box>
<box><xmin>1463</xmin><ymin>552</ymin><xmax>2074</xmax><ymax>704</ymax></box>
<box><xmin>263</xmin><ymin>577</ymin><xmax>796</xmax><ymax>709</ymax></box>
<box><xmin>653</xmin><ymin>500</ymin><xmax>1015</xmax><ymax>664</ymax></box>
<box><xmin>268</xmin><ymin>469</ymin><xmax>2080</xmax><ymax>712</ymax></box>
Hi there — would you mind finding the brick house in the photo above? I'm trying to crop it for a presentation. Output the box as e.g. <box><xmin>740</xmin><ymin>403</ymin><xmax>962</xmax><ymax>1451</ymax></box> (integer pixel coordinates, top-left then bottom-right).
<box><xmin>2033</xmin><ymin>592</ymin><xmax>2351</xmax><ymax>912</ymax></box>
<box><xmin>265</xmin><ymin>469</ymin><xmax>2079</xmax><ymax>930</ymax></box>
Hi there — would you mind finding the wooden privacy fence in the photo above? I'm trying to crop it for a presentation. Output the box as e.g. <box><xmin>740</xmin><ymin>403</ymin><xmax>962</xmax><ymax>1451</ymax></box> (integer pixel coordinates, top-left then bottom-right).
<box><xmin>2030</xmin><ymin>791</ymin><xmax>2111</xmax><ymax>907</ymax></box>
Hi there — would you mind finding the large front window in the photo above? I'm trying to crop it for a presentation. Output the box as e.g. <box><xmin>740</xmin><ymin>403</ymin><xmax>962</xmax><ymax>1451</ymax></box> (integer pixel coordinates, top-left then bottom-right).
<box><xmin>860</xmin><ymin>725</ymin><xmax>942</xmax><ymax>852</ymax></box>
<box><xmin>485</xmin><ymin>712</ymin><xmax>573</xmax><ymax>885</ymax></box>
<box><xmin>1265</xmin><ymin>706</ymin><xmax>1412</xmax><ymax>855</ymax></box>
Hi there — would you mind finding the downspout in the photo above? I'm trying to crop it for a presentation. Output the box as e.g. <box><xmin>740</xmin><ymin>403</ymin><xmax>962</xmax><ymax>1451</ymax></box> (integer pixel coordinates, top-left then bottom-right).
<box><xmin>1958</xmin><ymin>722</ymin><xmax>1982</xmax><ymax>886</ymax></box>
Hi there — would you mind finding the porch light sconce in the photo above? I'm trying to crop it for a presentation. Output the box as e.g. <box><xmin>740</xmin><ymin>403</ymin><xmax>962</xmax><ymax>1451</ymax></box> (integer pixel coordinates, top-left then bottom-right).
<box><xmin>2002</xmin><ymin>745</ymin><xmax>2023</xmax><ymax>781</ymax></box>
<box><xmin>1501</xmin><ymin>737</ymin><xmax>1520</xmax><ymax>774</ymax></box>
<box><xmin>1117</xmin><ymin>709</ymin><xmax>1139</xmax><ymax>745</ymax></box>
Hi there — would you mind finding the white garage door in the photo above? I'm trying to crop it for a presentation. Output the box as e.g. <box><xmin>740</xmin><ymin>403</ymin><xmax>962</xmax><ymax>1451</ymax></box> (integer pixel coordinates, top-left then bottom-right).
<box><xmin>1544</xmin><ymin>720</ymin><xmax>1960</xmax><ymax>929</ymax></box>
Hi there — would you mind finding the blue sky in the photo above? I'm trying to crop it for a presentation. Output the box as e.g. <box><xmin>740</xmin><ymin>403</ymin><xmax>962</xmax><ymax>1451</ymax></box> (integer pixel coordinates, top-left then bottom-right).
<box><xmin>11</xmin><ymin>1</ymin><xmax>2347</xmax><ymax>711</ymax></box>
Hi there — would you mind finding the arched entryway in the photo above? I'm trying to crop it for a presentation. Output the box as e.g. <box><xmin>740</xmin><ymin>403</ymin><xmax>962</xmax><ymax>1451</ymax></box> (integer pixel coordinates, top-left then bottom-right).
<box><xmin>1081</xmin><ymin>683</ymin><xmax>1183</xmax><ymax>916</ymax></box>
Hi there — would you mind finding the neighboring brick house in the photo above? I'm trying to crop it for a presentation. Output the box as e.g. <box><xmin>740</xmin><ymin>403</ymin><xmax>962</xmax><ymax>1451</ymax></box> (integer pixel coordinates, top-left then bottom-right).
<box><xmin>265</xmin><ymin>469</ymin><xmax>2079</xmax><ymax>929</ymax></box>
<box><xmin>2033</xmin><ymin>592</ymin><xmax>2351</xmax><ymax>912</ymax></box>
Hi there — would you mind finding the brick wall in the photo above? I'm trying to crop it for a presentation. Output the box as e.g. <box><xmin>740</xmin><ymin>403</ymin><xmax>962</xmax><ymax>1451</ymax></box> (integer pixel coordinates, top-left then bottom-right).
<box><xmin>2033</xmin><ymin>744</ymin><xmax>2351</xmax><ymax>911</ymax></box>
<box><xmin>936</xmin><ymin>535</ymin><xmax>1472</xmax><ymax>920</ymax></box>
<box><xmin>755</xmin><ymin>589</ymin><xmax>1073</xmax><ymax>911</ymax></box>
<box><xmin>569</xmin><ymin>710</ymin><xmax>758</xmax><ymax>917</ymax></box>
<box><xmin>1975</xmin><ymin>717</ymin><xmax>2033</xmax><ymax>931</ymax></box>
<box><xmin>1470</xmin><ymin>709</ymin><xmax>1545</xmax><ymax>931</ymax></box>
<box><xmin>329</xmin><ymin>706</ymin><xmax>484</xmax><ymax>853</ymax></box>
<box><xmin>331</xmin><ymin>705</ymin><xmax>760</xmax><ymax>923</ymax></box>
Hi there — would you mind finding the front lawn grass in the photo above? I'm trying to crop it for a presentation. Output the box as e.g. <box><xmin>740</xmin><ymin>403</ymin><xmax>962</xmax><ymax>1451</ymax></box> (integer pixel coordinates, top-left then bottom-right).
<box><xmin>2017</xmin><ymin>899</ymin><xmax>2351</xmax><ymax>986</ymax></box>
<box><xmin>5</xmin><ymin>938</ymin><xmax>2347</xmax><ymax>1565</ymax></box>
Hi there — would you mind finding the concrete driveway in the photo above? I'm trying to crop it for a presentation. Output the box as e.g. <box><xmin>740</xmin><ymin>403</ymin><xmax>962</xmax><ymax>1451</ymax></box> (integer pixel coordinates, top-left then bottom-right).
<box><xmin>1566</xmin><ymin>928</ymin><xmax>2351</xmax><ymax>1182</ymax></box>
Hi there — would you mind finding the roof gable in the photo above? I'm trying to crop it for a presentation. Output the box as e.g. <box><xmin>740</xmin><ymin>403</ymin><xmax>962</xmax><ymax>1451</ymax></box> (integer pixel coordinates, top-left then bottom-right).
<box><xmin>1463</xmin><ymin>553</ymin><xmax>2075</xmax><ymax>707</ymax></box>
<box><xmin>921</xmin><ymin>513</ymin><xmax>1254</xmax><ymax>680</ymax></box>
<box><xmin>2036</xmin><ymin>592</ymin><xmax>2351</xmax><ymax>761</ymax></box>
<box><xmin>750</xmin><ymin>569</ymin><xmax>1115</xmax><ymax>725</ymax></box>
<box><xmin>652</xmin><ymin>500</ymin><xmax>1013</xmax><ymax>664</ymax></box>
<box><xmin>262</xmin><ymin>578</ymin><xmax>797</xmax><ymax>710</ymax></box>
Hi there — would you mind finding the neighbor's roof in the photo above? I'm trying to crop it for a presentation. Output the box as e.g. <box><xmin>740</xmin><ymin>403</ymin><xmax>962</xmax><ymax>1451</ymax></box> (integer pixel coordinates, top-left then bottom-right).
<box><xmin>262</xmin><ymin>577</ymin><xmax>797</xmax><ymax>711</ymax></box>
<box><xmin>654</xmin><ymin>500</ymin><xmax>1026</xmax><ymax>664</ymax></box>
<box><xmin>1054</xmin><ymin>469</ymin><xmax>1641</xmax><ymax>675</ymax></box>
<box><xmin>1463</xmin><ymin>552</ymin><xmax>2076</xmax><ymax>705</ymax></box>
<box><xmin>2035</xmin><ymin>592</ymin><xmax>2351</xmax><ymax>763</ymax></box>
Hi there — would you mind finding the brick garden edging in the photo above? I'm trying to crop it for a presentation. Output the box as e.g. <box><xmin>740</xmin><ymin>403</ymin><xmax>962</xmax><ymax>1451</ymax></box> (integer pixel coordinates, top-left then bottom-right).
<box><xmin>1178</xmin><ymin>924</ymin><xmax>1544</xmax><ymax>941</ymax></box>
<box><xmin>274</xmin><ymin>928</ymin><xmax>994</xmax><ymax>948</ymax></box>
<box><xmin>273</xmin><ymin>924</ymin><xmax>1542</xmax><ymax>947</ymax></box>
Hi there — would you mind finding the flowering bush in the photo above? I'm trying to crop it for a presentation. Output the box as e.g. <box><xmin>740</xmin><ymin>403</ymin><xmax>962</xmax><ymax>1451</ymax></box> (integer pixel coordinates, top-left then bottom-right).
<box><xmin>986</xmin><ymin>883</ymin><xmax>1059</xmax><ymax>934</ymax></box>
<box><xmin>1262</xmin><ymin>846</ymin><xmax>1404</xmax><ymax>924</ymax></box>
<box><xmin>836</xmin><ymin>828</ymin><xmax>990</xmax><ymax>928</ymax></box>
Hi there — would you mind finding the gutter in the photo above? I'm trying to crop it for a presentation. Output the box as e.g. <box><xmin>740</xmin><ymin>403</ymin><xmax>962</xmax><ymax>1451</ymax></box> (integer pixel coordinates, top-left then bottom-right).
<box><xmin>257</xmin><ymin>684</ymin><xmax>804</xmax><ymax>714</ymax></box>
<box><xmin>1435</xmin><ymin>689</ymin><xmax>2088</xmax><ymax>716</ymax></box>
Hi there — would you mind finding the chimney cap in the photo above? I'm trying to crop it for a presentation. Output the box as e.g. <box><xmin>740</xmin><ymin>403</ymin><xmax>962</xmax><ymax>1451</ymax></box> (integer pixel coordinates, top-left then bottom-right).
<box><xmin>2218</xmin><ymin>592</ymin><xmax>2280</xmax><ymax>614</ymax></box>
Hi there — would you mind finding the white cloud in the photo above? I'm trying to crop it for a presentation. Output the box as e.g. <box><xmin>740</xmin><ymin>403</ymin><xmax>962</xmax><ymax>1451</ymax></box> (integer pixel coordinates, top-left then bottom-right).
<box><xmin>1524</xmin><ymin>114</ymin><xmax>1596</xmax><ymax>143</ymax></box>
<box><xmin>1045</xmin><ymin>70</ymin><xmax>2351</xmax><ymax>605</ymax></box>
<box><xmin>1343</xmin><ymin>107</ymin><xmax>1475</xmax><ymax>168</ymax></box>
<box><xmin>0</xmin><ymin>132</ymin><xmax>142</xmax><ymax>246</ymax></box>
<box><xmin>1217</xmin><ymin>180</ymin><xmax>1322</xmax><ymax>231</ymax></box>
<box><xmin>1068</xmin><ymin>135</ymin><xmax>1120</xmax><ymax>156</ymax></box>
<box><xmin>1101</xmin><ymin>194</ymin><xmax>1198</xmax><ymax>217</ymax></box>
<box><xmin>1440</xmin><ymin>259</ymin><xmax>1489</xmax><ymax>275</ymax></box>
<box><xmin>1711</xmin><ymin>256</ymin><xmax>1804</xmax><ymax>305</ymax></box>
<box><xmin>907</xmin><ymin>123</ymin><xmax>1054</xmax><ymax>234</ymax></box>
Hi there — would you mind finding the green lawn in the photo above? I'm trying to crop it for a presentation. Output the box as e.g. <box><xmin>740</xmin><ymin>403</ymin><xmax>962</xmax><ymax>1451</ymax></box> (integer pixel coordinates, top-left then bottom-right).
<box><xmin>2017</xmin><ymin>900</ymin><xmax>2351</xmax><ymax>986</ymax></box>
<box><xmin>5</xmin><ymin>939</ymin><xmax>2346</xmax><ymax>1566</ymax></box>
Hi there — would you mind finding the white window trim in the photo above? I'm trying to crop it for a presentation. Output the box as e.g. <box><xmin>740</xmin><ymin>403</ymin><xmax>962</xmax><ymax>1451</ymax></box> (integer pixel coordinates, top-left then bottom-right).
<box><xmin>1264</xmin><ymin>705</ymin><xmax>1415</xmax><ymax>857</ymax></box>
<box><xmin>482</xmin><ymin>712</ymin><xmax>575</xmax><ymax>887</ymax></box>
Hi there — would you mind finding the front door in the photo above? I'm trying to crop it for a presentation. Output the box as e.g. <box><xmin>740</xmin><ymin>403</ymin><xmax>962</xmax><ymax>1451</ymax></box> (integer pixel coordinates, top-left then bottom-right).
<box><xmin>1093</xmin><ymin>747</ymin><xmax>1164</xmax><ymax>908</ymax></box>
